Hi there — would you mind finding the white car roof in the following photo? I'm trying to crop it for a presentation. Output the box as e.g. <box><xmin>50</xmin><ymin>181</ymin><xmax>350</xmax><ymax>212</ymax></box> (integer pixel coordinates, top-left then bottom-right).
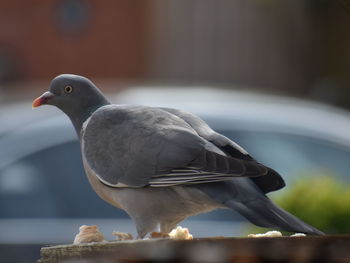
<box><xmin>115</xmin><ymin>87</ymin><xmax>350</xmax><ymax>147</ymax></box>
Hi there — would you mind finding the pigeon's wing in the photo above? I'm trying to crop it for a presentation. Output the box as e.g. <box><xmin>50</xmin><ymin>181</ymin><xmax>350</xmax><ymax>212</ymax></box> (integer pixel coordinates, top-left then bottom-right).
<box><xmin>82</xmin><ymin>105</ymin><xmax>268</xmax><ymax>188</ymax></box>
<box><xmin>160</xmin><ymin>107</ymin><xmax>285</xmax><ymax>193</ymax></box>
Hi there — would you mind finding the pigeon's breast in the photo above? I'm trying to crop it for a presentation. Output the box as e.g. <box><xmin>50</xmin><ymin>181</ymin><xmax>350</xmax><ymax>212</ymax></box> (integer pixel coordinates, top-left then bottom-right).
<box><xmin>81</xmin><ymin>132</ymin><xmax>129</xmax><ymax>188</ymax></box>
<box><xmin>81</xmin><ymin>153</ymin><xmax>125</xmax><ymax>209</ymax></box>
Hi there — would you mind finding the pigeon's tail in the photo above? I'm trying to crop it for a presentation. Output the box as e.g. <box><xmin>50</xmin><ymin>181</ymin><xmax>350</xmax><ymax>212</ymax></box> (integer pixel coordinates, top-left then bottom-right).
<box><xmin>225</xmin><ymin>198</ymin><xmax>324</xmax><ymax>235</ymax></box>
<box><xmin>195</xmin><ymin>179</ymin><xmax>324</xmax><ymax>235</ymax></box>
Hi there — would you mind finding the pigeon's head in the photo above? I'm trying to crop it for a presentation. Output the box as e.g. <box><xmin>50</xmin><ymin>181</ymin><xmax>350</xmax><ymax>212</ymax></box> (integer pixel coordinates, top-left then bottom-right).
<box><xmin>33</xmin><ymin>74</ymin><xmax>110</xmax><ymax>133</ymax></box>
<box><xmin>33</xmin><ymin>74</ymin><xmax>110</xmax><ymax>118</ymax></box>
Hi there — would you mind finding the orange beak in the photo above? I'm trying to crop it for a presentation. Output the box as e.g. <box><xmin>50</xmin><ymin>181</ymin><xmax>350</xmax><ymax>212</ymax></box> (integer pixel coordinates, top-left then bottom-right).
<box><xmin>32</xmin><ymin>92</ymin><xmax>54</xmax><ymax>108</ymax></box>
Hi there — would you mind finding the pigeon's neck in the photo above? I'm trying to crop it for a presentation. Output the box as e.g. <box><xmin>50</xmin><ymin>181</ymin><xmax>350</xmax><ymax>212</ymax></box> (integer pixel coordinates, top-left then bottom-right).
<box><xmin>69</xmin><ymin>99</ymin><xmax>110</xmax><ymax>138</ymax></box>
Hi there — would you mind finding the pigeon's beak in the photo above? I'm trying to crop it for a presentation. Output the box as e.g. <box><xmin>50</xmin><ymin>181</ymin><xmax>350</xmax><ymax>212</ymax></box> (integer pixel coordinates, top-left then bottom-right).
<box><xmin>32</xmin><ymin>91</ymin><xmax>55</xmax><ymax>108</ymax></box>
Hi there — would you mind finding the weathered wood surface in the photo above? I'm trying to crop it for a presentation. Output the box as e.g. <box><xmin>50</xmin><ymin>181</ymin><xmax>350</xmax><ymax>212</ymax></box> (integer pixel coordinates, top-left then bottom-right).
<box><xmin>39</xmin><ymin>235</ymin><xmax>350</xmax><ymax>263</ymax></box>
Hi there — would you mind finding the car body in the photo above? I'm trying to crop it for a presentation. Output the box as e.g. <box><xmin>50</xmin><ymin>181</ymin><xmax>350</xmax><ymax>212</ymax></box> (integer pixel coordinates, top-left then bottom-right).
<box><xmin>1</xmin><ymin>87</ymin><xmax>350</xmax><ymax>261</ymax></box>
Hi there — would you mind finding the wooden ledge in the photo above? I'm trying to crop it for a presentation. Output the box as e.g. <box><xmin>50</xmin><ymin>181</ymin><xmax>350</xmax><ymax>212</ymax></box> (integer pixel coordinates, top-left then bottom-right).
<box><xmin>38</xmin><ymin>235</ymin><xmax>350</xmax><ymax>263</ymax></box>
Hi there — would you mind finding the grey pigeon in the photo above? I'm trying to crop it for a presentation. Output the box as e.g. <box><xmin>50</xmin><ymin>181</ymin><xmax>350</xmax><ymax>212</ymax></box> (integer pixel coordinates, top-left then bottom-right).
<box><xmin>33</xmin><ymin>74</ymin><xmax>323</xmax><ymax>237</ymax></box>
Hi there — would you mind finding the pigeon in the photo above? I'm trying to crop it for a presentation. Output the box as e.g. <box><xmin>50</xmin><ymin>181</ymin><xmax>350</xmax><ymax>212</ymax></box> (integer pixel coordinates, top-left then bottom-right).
<box><xmin>33</xmin><ymin>74</ymin><xmax>323</xmax><ymax>237</ymax></box>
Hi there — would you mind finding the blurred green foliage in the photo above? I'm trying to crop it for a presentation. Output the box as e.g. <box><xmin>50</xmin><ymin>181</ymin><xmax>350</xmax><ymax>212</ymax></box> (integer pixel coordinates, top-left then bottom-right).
<box><xmin>249</xmin><ymin>176</ymin><xmax>350</xmax><ymax>235</ymax></box>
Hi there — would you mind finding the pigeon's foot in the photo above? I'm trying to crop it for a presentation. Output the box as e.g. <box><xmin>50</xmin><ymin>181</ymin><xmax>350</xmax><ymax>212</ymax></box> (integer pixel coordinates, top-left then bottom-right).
<box><xmin>150</xmin><ymin>232</ymin><xmax>170</xmax><ymax>239</ymax></box>
<box><xmin>112</xmin><ymin>231</ymin><xmax>133</xmax><ymax>241</ymax></box>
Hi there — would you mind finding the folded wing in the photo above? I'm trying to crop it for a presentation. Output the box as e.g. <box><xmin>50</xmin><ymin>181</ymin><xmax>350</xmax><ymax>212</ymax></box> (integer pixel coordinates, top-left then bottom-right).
<box><xmin>160</xmin><ymin>107</ymin><xmax>285</xmax><ymax>193</ymax></box>
<box><xmin>83</xmin><ymin>105</ymin><xmax>268</xmax><ymax>188</ymax></box>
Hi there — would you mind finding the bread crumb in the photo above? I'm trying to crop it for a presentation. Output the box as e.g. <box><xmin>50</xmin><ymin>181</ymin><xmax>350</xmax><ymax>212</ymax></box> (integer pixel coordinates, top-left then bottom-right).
<box><xmin>291</xmin><ymin>233</ymin><xmax>306</xmax><ymax>237</ymax></box>
<box><xmin>169</xmin><ymin>226</ymin><xmax>193</xmax><ymax>240</ymax></box>
<box><xmin>73</xmin><ymin>225</ymin><xmax>105</xmax><ymax>244</ymax></box>
<box><xmin>150</xmin><ymin>232</ymin><xmax>170</xmax><ymax>239</ymax></box>
<box><xmin>112</xmin><ymin>231</ymin><xmax>133</xmax><ymax>241</ymax></box>
<box><xmin>248</xmin><ymin>230</ymin><xmax>282</xmax><ymax>238</ymax></box>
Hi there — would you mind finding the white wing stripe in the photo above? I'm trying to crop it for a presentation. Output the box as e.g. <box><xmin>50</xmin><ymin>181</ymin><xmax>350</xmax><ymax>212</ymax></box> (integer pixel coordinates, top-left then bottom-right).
<box><xmin>151</xmin><ymin>174</ymin><xmax>232</xmax><ymax>182</ymax></box>
<box><xmin>150</xmin><ymin>178</ymin><xmax>230</xmax><ymax>187</ymax></box>
<box><xmin>149</xmin><ymin>171</ymin><xmax>237</xmax><ymax>187</ymax></box>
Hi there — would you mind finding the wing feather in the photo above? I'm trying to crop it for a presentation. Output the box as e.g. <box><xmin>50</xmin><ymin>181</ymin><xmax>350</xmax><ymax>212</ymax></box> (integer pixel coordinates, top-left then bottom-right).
<box><xmin>83</xmin><ymin>105</ymin><xmax>264</xmax><ymax>188</ymax></box>
<box><xmin>160</xmin><ymin>107</ymin><xmax>285</xmax><ymax>192</ymax></box>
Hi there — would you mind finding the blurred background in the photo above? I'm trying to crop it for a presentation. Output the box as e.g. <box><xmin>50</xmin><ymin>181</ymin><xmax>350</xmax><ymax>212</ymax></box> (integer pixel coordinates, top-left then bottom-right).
<box><xmin>0</xmin><ymin>0</ymin><xmax>350</xmax><ymax>106</ymax></box>
<box><xmin>1</xmin><ymin>0</ymin><xmax>350</xmax><ymax>262</ymax></box>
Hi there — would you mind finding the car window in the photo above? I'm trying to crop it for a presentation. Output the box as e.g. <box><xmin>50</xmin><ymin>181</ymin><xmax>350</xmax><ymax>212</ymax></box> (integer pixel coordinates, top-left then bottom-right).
<box><xmin>0</xmin><ymin>141</ymin><xmax>129</xmax><ymax>218</ymax></box>
<box><xmin>219</xmin><ymin>130</ymin><xmax>350</xmax><ymax>181</ymax></box>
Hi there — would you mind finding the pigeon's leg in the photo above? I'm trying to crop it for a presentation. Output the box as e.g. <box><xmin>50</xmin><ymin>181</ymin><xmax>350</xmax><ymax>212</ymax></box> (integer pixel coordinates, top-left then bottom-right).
<box><xmin>134</xmin><ymin>218</ymin><xmax>158</xmax><ymax>239</ymax></box>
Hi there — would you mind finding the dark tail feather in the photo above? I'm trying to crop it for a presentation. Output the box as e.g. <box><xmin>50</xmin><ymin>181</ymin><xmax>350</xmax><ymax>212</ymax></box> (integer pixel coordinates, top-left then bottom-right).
<box><xmin>225</xmin><ymin>198</ymin><xmax>324</xmax><ymax>235</ymax></box>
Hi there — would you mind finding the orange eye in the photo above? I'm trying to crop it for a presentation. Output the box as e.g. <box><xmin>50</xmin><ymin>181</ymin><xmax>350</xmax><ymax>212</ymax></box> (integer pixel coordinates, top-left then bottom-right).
<box><xmin>64</xmin><ymin>85</ymin><xmax>73</xmax><ymax>94</ymax></box>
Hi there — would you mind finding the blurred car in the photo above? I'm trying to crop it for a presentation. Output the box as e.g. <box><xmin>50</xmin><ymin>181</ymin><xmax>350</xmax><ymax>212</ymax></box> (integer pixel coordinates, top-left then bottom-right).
<box><xmin>1</xmin><ymin>87</ymin><xmax>350</xmax><ymax>261</ymax></box>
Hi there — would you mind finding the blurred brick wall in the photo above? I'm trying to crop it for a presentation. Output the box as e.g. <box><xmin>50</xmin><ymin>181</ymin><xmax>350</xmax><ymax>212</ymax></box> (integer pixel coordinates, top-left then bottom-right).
<box><xmin>0</xmin><ymin>0</ymin><xmax>148</xmax><ymax>81</ymax></box>
<box><xmin>1</xmin><ymin>0</ymin><xmax>350</xmax><ymax>108</ymax></box>
<box><xmin>147</xmin><ymin>0</ymin><xmax>350</xmax><ymax>105</ymax></box>
<box><xmin>147</xmin><ymin>0</ymin><xmax>324</xmax><ymax>93</ymax></box>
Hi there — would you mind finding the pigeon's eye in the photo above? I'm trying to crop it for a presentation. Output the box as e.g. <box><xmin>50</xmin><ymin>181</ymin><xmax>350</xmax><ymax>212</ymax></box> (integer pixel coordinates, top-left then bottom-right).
<box><xmin>64</xmin><ymin>85</ymin><xmax>73</xmax><ymax>94</ymax></box>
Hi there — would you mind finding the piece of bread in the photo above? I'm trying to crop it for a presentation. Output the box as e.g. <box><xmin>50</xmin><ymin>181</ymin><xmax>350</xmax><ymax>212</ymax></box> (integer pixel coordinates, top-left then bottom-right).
<box><xmin>73</xmin><ymin>225</ymin><xmax>105</xmax><ymax>244</ymax></box>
